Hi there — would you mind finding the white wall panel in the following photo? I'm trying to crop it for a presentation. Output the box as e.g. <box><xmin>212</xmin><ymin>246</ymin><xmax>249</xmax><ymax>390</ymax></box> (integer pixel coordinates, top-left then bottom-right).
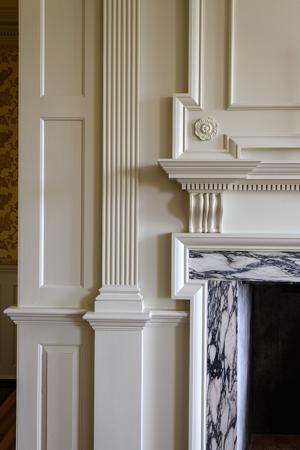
<box><xmin>143</xmin><ymin>325</ymin><xmax>189</xmax><ymax>450</ymax></box>
<box><xmin>38</xmin><ymin>345</ymin><xmax>79</xmax><ymax>450</ymax></box>
<box><xmin>231</xmin><ymin>0</ymin><xmax>300</xmax><ymax>107</ymax></box>
<box><xmin>13</xmin><ymin>317</ymin><xmax>93</xmax><ymax>450</ymax></box>
<box><xmin>41</xmin><ymin>119</ymin><xmax>83</xmax><ymax>287</ymax></box>
<box><xmin>20</xmin><ymin>0</ymin><xmax>100</xmax><ymax>307</ymax></box>
<box><xmin>140</xmin><ymin>0</ymin><xmax>189</xmax><ymax>310</ymax></box>
<box><xmin>223</xmin><ymin>191</ymin><xmax>300</xmax><ymax>233</ymax></box>
<box><xmin>41</xmin><ymin>0</ymin><xmax>84</xmax><ymax>96</ymax></box>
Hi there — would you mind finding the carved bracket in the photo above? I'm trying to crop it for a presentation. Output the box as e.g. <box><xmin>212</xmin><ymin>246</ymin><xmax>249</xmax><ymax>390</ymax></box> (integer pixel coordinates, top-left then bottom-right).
<box><xmin>189</xmin><ymin>192</ymin><xmax>222</xmax><ymax>233</ymax></box>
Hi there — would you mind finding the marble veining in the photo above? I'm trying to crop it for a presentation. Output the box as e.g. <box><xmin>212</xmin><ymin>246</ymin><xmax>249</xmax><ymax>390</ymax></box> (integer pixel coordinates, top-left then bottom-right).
<box><xmin>207</xmin><ymin>280</ymin><xmax>238</xmax><ymax>450</ymax></box>
<box><xmin>189</xmin><ymin>250</ymin><xmax>300</xmax><ymax>282</ymax></box>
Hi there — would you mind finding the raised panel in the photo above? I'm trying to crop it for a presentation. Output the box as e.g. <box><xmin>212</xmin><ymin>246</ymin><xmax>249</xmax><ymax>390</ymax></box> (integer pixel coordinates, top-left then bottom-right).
<box><xmin>41</xmin><ymin>0</ymin><xmax>84</xmax><ymax>96</ymax></box>
<box><xmin>40</xmin><ymin>119</ymin><xmax>83</xmax><ymax>288</ymax></box>
<box><xmin>170</xmin><ymin>0</ymin><xmax>300</xmax><ymax>159</ymax></box>
<box><xmin>38</xmin><ymin>345</ymin><xmax>80</xmax><ymax>450</ymax></box>
<box><xmin>229</xmin><ymin>0</ymin><xmax>300</xmax><ymax>108</ymax></box>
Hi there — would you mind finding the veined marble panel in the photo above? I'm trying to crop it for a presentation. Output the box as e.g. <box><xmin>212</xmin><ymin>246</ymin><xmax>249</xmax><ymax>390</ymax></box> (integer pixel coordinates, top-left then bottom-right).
<box><xmin>190</xmin><ymin>251</ymin><xmax>300</xmax><ymax>283</ymax></box>
<box><xmin>207</xmin><ymin>280</ymin><xmax>238</xmax><ymax>450</ymax></box>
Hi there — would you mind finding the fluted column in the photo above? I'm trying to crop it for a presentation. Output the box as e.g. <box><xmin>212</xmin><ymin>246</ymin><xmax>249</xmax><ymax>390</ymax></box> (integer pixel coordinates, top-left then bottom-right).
<box><xmin>97</xmin><ymin>0</ymin><xmax>142</xmax><ymax>311</ymax></box>
<box><xmin>84</xmin><ymin>3</ymin><xmax>147</xmax><ymax>449</ymax></box>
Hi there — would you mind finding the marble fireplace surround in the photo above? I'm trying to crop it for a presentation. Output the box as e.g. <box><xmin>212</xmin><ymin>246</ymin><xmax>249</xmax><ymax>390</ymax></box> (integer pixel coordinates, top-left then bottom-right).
<box><xmin>172</xmin><ymin>233</ymin><xmax>300</xmax><ymax>450</ymax></box>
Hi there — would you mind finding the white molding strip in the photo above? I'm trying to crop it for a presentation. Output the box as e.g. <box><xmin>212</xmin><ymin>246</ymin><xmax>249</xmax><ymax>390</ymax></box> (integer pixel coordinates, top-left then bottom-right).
<box><xmin>84</xmin><ymin>309</ymin><xmax>189</xmax><ymax>330</ymax></box>
<box><xmin>173</xmin><ymin>0</ymin><xmax>203</xmax><ymax>159</ymax></box>
<box><xmin>5</xmin><ymin>307</ymin><xmax>87</xmax><ymax>325</ymax></box>
<box><xmin>98</xmin><ymin>0</ymin><xmax>142</xmax><ymax>312</ymax></box>
<box><xmin>84</xmin><ymin>311</ymin><xmax>150</xmax><ymax>331</ymax></box>
<box><xmin>146</xmin><ymin>310</ymin><xmax>189</xmax><ymax>327</ymax></box>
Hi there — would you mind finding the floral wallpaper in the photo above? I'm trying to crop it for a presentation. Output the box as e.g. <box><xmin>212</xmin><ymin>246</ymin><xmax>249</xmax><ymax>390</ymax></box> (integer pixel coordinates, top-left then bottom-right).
<box><xmin>0</xmin><ymin>44</ymin><xmax>18</xmax><ymax>265</ymax></box>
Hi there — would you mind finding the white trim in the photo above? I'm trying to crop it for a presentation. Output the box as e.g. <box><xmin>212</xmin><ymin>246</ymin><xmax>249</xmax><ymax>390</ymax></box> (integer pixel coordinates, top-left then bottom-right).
<box><xmin>95</xmin><ymin>286</ymin><xmax>143</xmax><ymax>312</ymax></box>
<box><xmin>146</xmin><ymin>310</ymin><xmax>189</xmax><ymax>327</ymax></box>
<box><xmin>174</xmin><ymin>233</ymin><xmax>300</xmax><ymax>251</ymax></box>
<box><xmin>84</xmin><ymin>309</ymin><xmax>189</xmax><ymax>330</ymax></box>
<box><xmin>173</xmin><ymin>0</ymin><xmax>204</xmax><ymax>159</ymax></box>
<box><xmin>84</xmin><ymin>311</ymin><xmax>150</xmax><ymax>331</ymax></box>
<box><xmin>4</xmin><ymin>307</ymin><xmax>87</xmax><ymax>325</ymax></box>
<box><xmin>172</xmin><ymin>232</ymin><xmax>300</xmax><ymax>450</ymax></box>
<box><xmin>159</xmin><ymin>158</ymin><xmax>300</xmax><ymax>185</ymax></box>
<box><xmin>164</xmin><ymin>0</ymin><xmax>300</xmax><ymax>168</ymax></box>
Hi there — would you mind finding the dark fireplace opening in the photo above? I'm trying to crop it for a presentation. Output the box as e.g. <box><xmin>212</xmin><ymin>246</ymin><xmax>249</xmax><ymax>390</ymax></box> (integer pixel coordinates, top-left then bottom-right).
<box><xmin>242</xmin><ymin>283</ymin><xmax>300</xmax><ymax>449</ymax></box>
<box><xmin>252</xmin><ymin>283</ymin><xmax>300</xmax><ymax>435</ymax></box>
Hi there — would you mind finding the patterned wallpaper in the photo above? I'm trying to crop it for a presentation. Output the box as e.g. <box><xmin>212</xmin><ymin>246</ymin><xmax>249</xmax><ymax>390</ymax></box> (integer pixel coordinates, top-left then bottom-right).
<box><xmin>0</xmin><ymin>43</ymin><xmax>18</xmax><ymax>265</ymax></box>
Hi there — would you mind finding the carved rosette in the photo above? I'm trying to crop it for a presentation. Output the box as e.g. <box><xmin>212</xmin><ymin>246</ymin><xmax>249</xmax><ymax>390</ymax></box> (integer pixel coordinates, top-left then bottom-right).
<box><xmin>194</xmin><ymin>117</ymin><xmax>218</xmax><ymax>141</ymax></box>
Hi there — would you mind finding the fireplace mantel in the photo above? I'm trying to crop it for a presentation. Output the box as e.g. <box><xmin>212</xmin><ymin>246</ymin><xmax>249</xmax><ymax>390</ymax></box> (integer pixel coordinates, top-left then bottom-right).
<box><xmin>172</xmin><ymin>233</ymin><xmax>300</xmax><ymax>450</ymax></box>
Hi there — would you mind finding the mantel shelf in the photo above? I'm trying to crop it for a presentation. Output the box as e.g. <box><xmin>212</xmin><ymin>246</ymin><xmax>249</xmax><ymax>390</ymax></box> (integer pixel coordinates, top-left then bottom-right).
<box><xmin>159</xmin><ymin>158</ymin><xmax>300</xmax><ymax>190</ymax></box>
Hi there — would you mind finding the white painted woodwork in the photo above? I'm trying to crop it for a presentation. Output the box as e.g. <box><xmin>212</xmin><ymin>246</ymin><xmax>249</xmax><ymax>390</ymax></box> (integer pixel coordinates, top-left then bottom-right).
<box><xmin>97</xmin><ymin>0</ymin><xmax>142</xmax><ymax>311</ymax></box>
<box><xmin>15</xmin><ymin>1</ymin><xmax>300</xmax><ymax>450</ymax></box>
<box><xmin>0</xmin><ymin>267</ymin><xmax>17</xmax><ymax>379</ymax></box>
<box><xmin>84</xmin><ymin>309</ymin><xmax>189</xmax><ymax>450</ymax></box>
<box><xmin>5</xmin><ymin>309</ymin><xmax>93</xmax><ymax>450</ymax></box>
<box><xmin>38</xmin><ymin>345</ymin><xmax>79</xmax><ymax>450</ymax></box>
<box><xmin>143</xmin><ymin>324</ymin><xmax>189</xmax><ymax>450</ymax></box>
<box><xmin>41</xmin><ymin>119</ymin><xmax>83</xmax><ymax>288</ymax></box>
<box><xmin>85</xmin><ymin>313</ymin><xmax>147</xmax><ymax>450</ymax></box>
<box><xmin>41</xmin><ymin>0</ymin><xmax>83</xmax><ymax>97</ymax></box>
<box><xmin>158</xmin><ymin>0</ymin><xmax>300</xmax><ymax>237</ymax></box>
<box><xmin>189</xmin><ymin>192</ymin><xmax>222</xmax><ymax>233</ymax></box>
<box><xmin>230</xmin><ymin>0</ymin><xmax>300</xmax><ymax>108</ymax></box>
<box><xmin>20</xmin><ymin>0</ymin><xmax>100</xmax><ymax>307</ymax></box>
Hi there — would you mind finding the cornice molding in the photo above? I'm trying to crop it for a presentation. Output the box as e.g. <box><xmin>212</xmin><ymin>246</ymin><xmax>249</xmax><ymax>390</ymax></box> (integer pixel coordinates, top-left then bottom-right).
<box><xmin>4</xmin><ymin>307</ymin><xmax>87</xmax><ymax>325</ymax></box>
<box><xmin>159</xmin><ymin>159</ymin><xmax>300</xmax><ymax>188</ymax></box>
